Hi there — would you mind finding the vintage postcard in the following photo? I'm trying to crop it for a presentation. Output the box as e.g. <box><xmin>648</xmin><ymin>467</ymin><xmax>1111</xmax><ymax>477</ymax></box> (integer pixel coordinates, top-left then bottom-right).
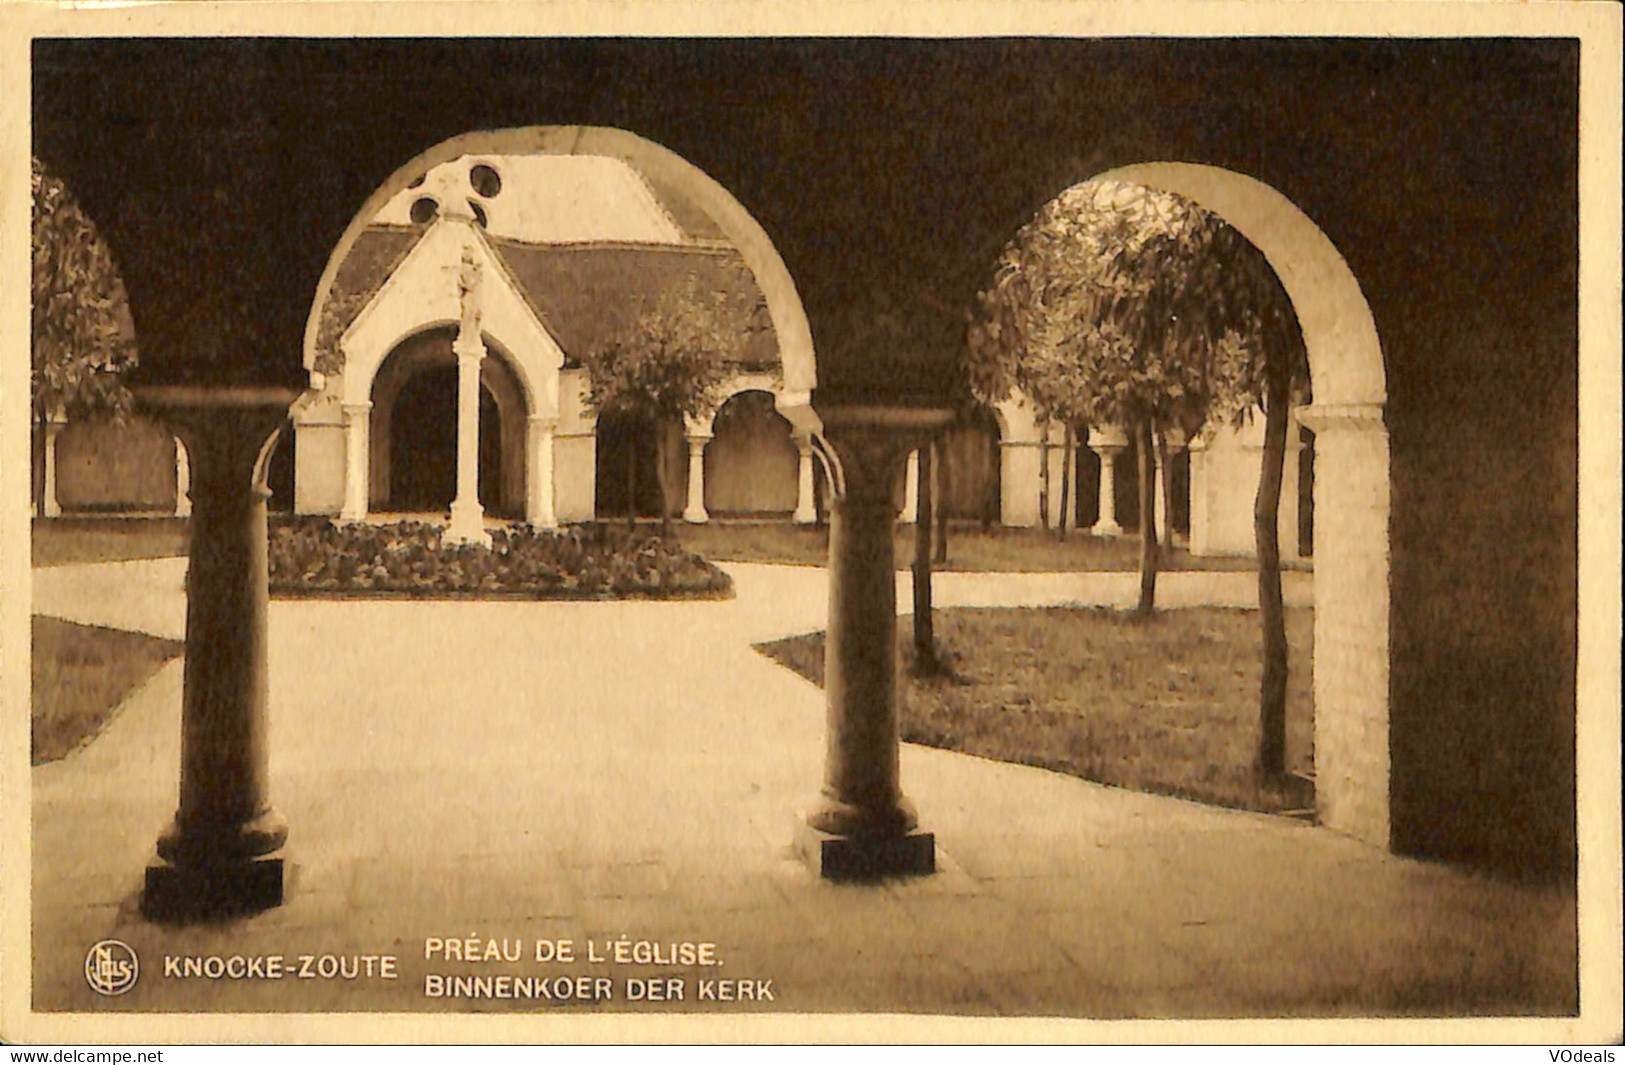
<box><xmin>2</xmin><ymin>0</ymin><xmax>1621</xmax><ymax>1046</ymax></box>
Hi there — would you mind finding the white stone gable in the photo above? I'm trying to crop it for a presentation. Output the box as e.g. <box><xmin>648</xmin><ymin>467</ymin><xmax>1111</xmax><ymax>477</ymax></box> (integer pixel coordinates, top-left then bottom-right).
<box><xmin>338</xmin><ymin>218</ymin><xmax>565</xmax><ymax>417</ymax></box>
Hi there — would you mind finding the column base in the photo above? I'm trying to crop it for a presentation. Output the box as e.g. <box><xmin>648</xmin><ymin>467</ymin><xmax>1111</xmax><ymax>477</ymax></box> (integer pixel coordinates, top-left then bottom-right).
<box><xmin>682</xmin><ymin>508</ymin><xmax>709</xmax><ymax>525</ymax></box>
<box><xmin>142</xmin><ymin>855</ymin><xmax>284</xmax><ymax>921</ymax></box>
<box><xmin>1092</xmin><ymin>521</ymin><xmax>1123</xmax><ymax>537</ymax></box>
<box><xmin>793</xmin><ymin>508</ymin><xmax>818</xmax><ymax>525</ymax></box>
<box><xmin>793</xmin><ymin>821</ymin><xmax>935</xmax><ymax>881</ymax></box>
<box><xmin>444</xmin><ymin>501</ymin><xmax>491</xmax><ymax>547</ymax></box>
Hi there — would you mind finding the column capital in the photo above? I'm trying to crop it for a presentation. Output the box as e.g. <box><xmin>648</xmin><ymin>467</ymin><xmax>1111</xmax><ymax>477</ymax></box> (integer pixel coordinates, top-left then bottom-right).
<box><xmin>135</xmin><ymin>386</ymin><xmax>298</xmax><ymax>489</ymax></box>
<box><xmin>1297</xmin><ymin>402</ymin><xmax>1386</xmax><ymax>434</ymax></box>
<box><xmin>1089</xmin><ymin>423</ymin><xmax>1129</xmax><ymax>449</ymax></box>
<box><xmin>814</xmin><ymin>405</ymin><xmax>953</xmax><ymax>505</ymax></box>
<box><xmin>452</xmin><ymin>331</ymin><xmax>487</xmax><ymax>361</ymax></box>
<box><xmin>527</xmin><ymin>413</ymin><xmax>560</xmax><ymax>430</ymax></box>
<box><xmin>341</xmin><ymin>400</ymin><xmax>373</xmax><ymax>416</ymax></box>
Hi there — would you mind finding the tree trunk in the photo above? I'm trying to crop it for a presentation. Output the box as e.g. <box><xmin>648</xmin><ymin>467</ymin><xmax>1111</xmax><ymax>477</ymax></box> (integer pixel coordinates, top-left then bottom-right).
<box><xmin>912</xmin><ymin>442</ymin><xmax>936</xmax><ymax>674</ymax></box>
<box><xmin>1134</xmin><ymin>418</ymin><xmax>1159</xmax><ymax>618</ymax></box>
<box><xmin>653</xmin><ymin>425</ymin><xmax>671</xmax><ymax>540</ymax></box>
<box><xmin>1038</xmin><ymin>418</ymin><xmax>1051</xmax><ymax>532</ymax></box>
<box><xmin>933</xmin><ymin>441</ymin><xmax>949</xmax><ymax>565</ymax></box>
<box><xmin>1057</xmin><ymin>423</ymin><xmax>1073</xmax><ymax>541</ymax></box>
<box><xmin>1256</xmin><ymin>378</ymin><xmax>1291</xmax><ymax>777</ymax></box>
<box><xmin>626</xmin><ymin>428</ymin><xmax>638</xmax><ymax>533</ymax></box>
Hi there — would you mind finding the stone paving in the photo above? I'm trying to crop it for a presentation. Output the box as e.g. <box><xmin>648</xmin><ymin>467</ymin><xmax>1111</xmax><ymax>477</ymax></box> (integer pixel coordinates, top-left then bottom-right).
<box><xmin>28</xmin><ymin>559</ymin><xmax>1575</xmax><ymax>1026</ymax></box>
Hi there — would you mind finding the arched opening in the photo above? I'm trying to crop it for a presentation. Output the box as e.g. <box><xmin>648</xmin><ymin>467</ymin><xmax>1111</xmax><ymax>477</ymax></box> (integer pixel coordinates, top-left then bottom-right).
<box><xmin>938</xmin><ymin>406</ymin><xmax>1002</xmax><ymax>526</ymax></box>
<box><xmin>704</xmin><ymin>390</ymin><xmax>798</xmax><ymax>517</ymax></box>
<box><xmin>368</xmin><ymin>326</ymin><xmax>528</xmax><ymax>518</ymax></box>
<box><xmin>265</xmin><ymin>426</ymin><xmax>296</xmax><ymax>513</ymax></box>
<box><xmin>54</xmin><ymin>416</ymin><xmax>177</xmax><ymax>514</ymax></box>
<box><xmin>1084</xmin><ymin>162</ymin><xmax>1389</xmax><ymax>848</ymax></box>
<box><xmin>593</xmin><ymin>411</ymin><xmax>684</xmax><ymax>520</ymax></box>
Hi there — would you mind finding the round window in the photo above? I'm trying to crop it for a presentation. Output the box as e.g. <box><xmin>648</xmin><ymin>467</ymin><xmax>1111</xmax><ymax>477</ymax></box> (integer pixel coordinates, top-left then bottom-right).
<box><xmin>409</xmin><ymin>197</ymin><xmax>439</xmax><ymax>224</ymax></box>
<box><xmin>469</xmin><ymin>163</ymin><xmax>502</xmax><ymax>198</ymax></box>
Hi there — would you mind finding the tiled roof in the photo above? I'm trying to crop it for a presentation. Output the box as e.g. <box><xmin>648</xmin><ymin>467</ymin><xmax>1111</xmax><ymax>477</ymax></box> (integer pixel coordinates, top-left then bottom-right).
<box><xmin>317</xmin><ymin>227</ymin><xmax>776</xmax><ymax>371</ymax></box>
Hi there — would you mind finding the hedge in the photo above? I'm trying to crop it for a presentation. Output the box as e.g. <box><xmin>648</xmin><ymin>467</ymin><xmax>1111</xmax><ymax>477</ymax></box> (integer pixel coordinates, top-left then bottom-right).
<box><xmin>267</xmin><ymin>517</ymin><xmax>733</xmax><ymax>600</ymax></box>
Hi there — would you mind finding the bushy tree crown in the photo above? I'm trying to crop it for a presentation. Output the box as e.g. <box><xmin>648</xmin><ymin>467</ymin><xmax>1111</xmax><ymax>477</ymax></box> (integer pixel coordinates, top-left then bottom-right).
<box><xmin>31</xmin><ymin>156</ymin><xmax>137</xmax><ymax>422</ymax></box>
<box><xmin>968</xmin><ymin>179</ymin><xmax>1307</xmax><ymax>437</ymax></box>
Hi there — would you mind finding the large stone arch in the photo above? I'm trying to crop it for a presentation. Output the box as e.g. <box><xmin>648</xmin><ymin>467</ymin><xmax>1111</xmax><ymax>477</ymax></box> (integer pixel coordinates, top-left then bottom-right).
<box><xmin>367</xmin><ymin>327</ymin><xmax>530</xmax><ymax>517</ymax></box>
<box><xmin>303</xmin><ymin>126</ymin><xmax>819</xmax><ymax>435</ymax></box>
<box><xmin>1089</xmin><ymin>162</ymin><xmax>1391</xmax><ymax>849</ymax></box>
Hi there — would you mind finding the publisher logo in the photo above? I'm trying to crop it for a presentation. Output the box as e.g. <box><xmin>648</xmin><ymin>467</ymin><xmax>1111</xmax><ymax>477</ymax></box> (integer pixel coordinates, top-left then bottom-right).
<box><xmin>85</xmin><ymin>939</ymin><xmax>139</xmax><ymax>996</ymax></box>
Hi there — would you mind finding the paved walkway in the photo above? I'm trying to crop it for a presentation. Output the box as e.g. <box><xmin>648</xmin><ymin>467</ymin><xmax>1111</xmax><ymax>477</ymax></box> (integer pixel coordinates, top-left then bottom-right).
<box><xmin>29</xmin><ymin>559</ymin><xmax>1574</xmax><ymax>1027</ymax></box>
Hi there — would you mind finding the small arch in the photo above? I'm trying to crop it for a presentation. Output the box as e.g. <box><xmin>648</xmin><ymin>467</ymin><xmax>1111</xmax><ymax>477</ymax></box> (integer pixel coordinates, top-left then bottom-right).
<box><xmin>704</xmin><ymin>389</ymin><xmax>799</xmax><ymax>517</ymax></box>
<box><xmin>938</xmin><ymin>405</ymin><xmax>1002</xmax><ymax>526</ymax></box>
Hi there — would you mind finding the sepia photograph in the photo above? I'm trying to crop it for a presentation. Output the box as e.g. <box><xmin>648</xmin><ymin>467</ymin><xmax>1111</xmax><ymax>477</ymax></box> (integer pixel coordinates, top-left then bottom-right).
<box><xmin>2</xmin><ymin>1</ymin><xmax>1620</xmax><ymax>1045</ymax></box>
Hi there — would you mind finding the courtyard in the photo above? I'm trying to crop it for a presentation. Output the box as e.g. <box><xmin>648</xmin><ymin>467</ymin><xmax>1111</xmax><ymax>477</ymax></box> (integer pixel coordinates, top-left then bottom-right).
<box><xmin>30</xmin><ymin>552</ymin><xmax>1576</xmax><ymax>1026</ymax></box>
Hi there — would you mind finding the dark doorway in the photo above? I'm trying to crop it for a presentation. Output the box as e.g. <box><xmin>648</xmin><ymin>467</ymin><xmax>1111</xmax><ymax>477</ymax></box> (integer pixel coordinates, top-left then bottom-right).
<box><xmin>388</xmin><ymin>366</ymin><xmax>502</xmax><ymax>513</ymax></box>
<box><xmin>939</xmin><ymin>407</ymin><xmax>1002</xmax><ymax>526</ymax></box>
<box><xmin>594</xmin><ymin>409</ymin><xmax>671</xmax><ymax>519</ymax></box>
<box><xmin>266</xmin><ymin>421</ymin><xmax>295</xmax><ymax>513</ymax></box>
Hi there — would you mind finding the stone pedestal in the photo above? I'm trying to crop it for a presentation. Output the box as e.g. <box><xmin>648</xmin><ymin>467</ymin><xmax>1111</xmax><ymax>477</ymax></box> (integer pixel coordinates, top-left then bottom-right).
<box><xmin>174</xmin><ymin>439</ymin><xmax>192</xmax><ymax>517</ymax></box>
<box><xmin>797</xmin><ymin>405</ymin><xmax>950</xmax><ymax>880</ymax></box>
<box><xmin>683</xmin><ymin>434</ymin><xmax>711</xmax><ymax>524</ymax></box>
<box><xmin>526</xmin><ymin>415</ymin><xmax>558</xmax><ymax>528</ymax></box>
<box><xmin>445</xmin><ymin>334</ymin><xmax>491</xmax><ymax>547</ymax></box>
<box><xmin>41</xmin><ymin>413</ymin><xmax>65</xmax><ymax>518</ymax></box>
<box><xmin>1090</xmin><ymin>425</ymin><xmax>1128</xmax><ymax>536</ymax></box>
<box><xmin>136</xmin><ymin>386</ymin><xmax>297</xmax><ymax>921</ymax></box>
<box><xmin>793</xmin><ymin>434</ymin><xmax>818</xmax><ymax>524</ymax></box>
<box><xmin>339</xmin><ymin>401</ymin><xmax>371</xmax><ymax>522</ymax></box>
<box><xmin>900</xmin><ymin>449</ymin><xmax>919</xmax><ymax>523</ymax></box>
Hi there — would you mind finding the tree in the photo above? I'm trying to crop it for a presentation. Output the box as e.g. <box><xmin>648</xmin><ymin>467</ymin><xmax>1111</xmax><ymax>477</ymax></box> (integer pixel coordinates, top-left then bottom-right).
<box><xmin>31</xmin><ymin>156</ymin><xmax>138</xmax><ymax>517</ymax></box>
<box><xmin>970</xmin><ymin>180</ymin><xmax>1254</xmax><ymax>616</ymax></box>
<box><xmin>1221</xmin><ymin>263</ymin><xmax>1311</xmax><ymax>778</ymax></box>
<box><xmin>578</xmin><ymin>270</ymin><xmax>759</xmax><ymax>537</ymax></box>
<box><xmin>972</xmin><ymin>177</ymin><xmax>1310</xmax><ymax>773</ymax></box>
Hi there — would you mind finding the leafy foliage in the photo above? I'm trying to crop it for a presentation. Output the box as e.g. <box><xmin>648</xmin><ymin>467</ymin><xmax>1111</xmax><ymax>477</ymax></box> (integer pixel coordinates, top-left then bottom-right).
<box><xmin>267</xmin><ymin>517</ymin><xmax>733</xmax><ymax>599</ymax></box>
<box><xmin>966</xmin><ymin>179</ymin><xmax>1305</xmax><ymax>437</ymax></box>
<box><xmin>579</xmin><ymin>267</ymin><xmax>766</xmax><ymax>428</ymax></box>
<box><xmin>31</xmin><ymin>156</ymin><xmax>137</xmax><ymax>423</ymax></box>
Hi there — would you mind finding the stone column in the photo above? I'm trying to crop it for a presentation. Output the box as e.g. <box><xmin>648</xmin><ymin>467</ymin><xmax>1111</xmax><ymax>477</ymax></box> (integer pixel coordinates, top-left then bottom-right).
<box><xmin>793</xmin><ymin>433</ymin><xmax>818</xmax><ymax>524</ymax></box>
<box><xmin>683</xmin><ymin>433</ymin><xmax>711</xmax><ymax>524</ymax></box>
<box><xmin>444</xmin><ymin>330</ymin><xmax>491</xmax><ymax>547</ymax></box>
<box><xmin>138</xmin><ymin>386</ymin><xmax>298</xmax><ymax>920</ymax></box>
<box><xmin>174</xmin><ymin>439</ymin><xmax>192</xmax><ymax>517</ymax></box>
<box><xmin>900</xmin><ymin>449</ymin><xmax>920</xmax><ymax>523</ymax></box>
<box><xmin>795</xmin><ymin>405</ymin><xmax>951</xmax><ymax>880</ymax></box>
<box><xmin>1090</xmin><ymin>425</ymin><xmax>1127</xmax><ymax>536</ymax></box>
<box><xmin>41</xmin><ymin>413</ymin><xmax>65</xmax><ymax>518</ymax></box>
<box><xmin>339</xmin><ymin>402</ymin><xmax>371</xmax><ymax>522</ymax></box>
<box><xmin>1297</xmin><ymin>402</ymin><xmax>1391</xmax><ymax>850</ymax></box>
<box><xmin>1153</xmin><ymin>447</ymin><xmax>1169</xmax><ymax>545</ymax></box>
<box><xmin>526</xmin><ymin>414</ymin><xmax>558</xmax><ymax>529</ymax></box>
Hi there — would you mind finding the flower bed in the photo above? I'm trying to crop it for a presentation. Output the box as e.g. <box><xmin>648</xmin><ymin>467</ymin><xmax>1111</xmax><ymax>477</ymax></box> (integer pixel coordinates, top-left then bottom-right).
<box><xmin>268</xmin><ymin>518</ymin><xmax>733</xmax><ymax>600</ymax></box>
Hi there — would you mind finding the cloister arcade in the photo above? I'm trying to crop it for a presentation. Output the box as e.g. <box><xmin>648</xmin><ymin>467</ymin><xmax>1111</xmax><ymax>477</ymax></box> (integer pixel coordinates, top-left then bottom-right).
<box><xmin>28</xmin><ymin>37</ymin><xmax>1580</xmax><ymax>918</ymax></box>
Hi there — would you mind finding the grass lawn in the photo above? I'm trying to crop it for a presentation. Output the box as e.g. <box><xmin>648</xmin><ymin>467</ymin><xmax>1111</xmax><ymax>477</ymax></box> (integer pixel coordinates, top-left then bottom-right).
<box><xmin>31</xmin><ymin>517</ymin><xmax>190</xmax><ymax>567</ymax></box>
<box><xmin>755</xmin><ymin>605</ymin><xmax>1315</xmax><ymax>815</ymax></box>
<box><xmin>674</xmin><ymin>520</ymin><xmax>1294</xmax><ymax>573</ymax></box>
<box><xmin>31</xmin><ymin>615</ymin><xmax>185</xmax><ymax>765</ymax></box>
